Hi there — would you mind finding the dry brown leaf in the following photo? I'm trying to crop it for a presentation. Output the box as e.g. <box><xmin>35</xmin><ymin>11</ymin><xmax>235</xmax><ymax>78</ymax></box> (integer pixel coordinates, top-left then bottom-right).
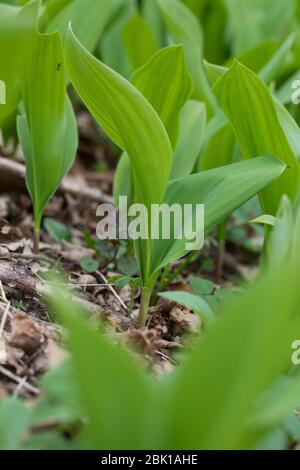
<box><xmin>9</xmin><ymin>313</ymin><xmax>46</xmax><ymax>355</ymax></box>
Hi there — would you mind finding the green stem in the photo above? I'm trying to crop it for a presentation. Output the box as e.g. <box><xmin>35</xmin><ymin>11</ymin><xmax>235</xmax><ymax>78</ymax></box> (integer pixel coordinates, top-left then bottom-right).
<box><xmin>138</xmin><ymin>287</ymin><xmax>152</xmax><ymax>328</ymax></box>
<box><xmin>33</xmin><ymin>229</ymin><xmax>40</xmax><ymax>255</ymax></box>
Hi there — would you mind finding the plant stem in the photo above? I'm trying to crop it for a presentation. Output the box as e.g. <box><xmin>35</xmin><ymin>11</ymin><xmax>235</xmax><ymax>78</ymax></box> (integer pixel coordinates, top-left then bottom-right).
<box><xmin>138</xmin><ymin>287</ymin><xmax>152</xmax><ymax>328</ymax></box>
<box><xmin>33</xmin><ymin>229</ymin><xmax>40</xmax><ymax>255</ymax></box>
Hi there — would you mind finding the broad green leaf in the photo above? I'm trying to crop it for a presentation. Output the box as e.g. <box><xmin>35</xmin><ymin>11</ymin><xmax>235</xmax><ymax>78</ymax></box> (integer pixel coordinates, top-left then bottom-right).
<box><xmin>199</xmin><ymin>119</ymin><xmax>236</xmax><ymax>171</ymax></box>
<box><xmin>229</xmin><ymin>39</ymin><xmax>277</xmax><ymax>74</ymax></box>
<box><xmin>157</xmin><ymin>0</ymin><xmax>217</xmax><ymax>117</ymax></box>
<box><xmin>0</xmin><ymin>0</ymin><xmax>39</xmax><ymax>122</ymax></box>
<box><xmin>225</xmin><ymin>0</ymin><xmax>295</xmax><ymax>54</ymax></box>
<box><xmin>44</xmin><ymin>217</ymin><xmax>72</xmax><ymax>242</ymax></box>
<box><xmin>150</xmin><ymin>157</ymin><xmax>286</xmax><ymax>274</ymax></box>
<box><xmin>65</xmin><ymin>26</ymin><xmax>172</xmax><ymax>283</ymax></box>
<box><xmin>142</xmin><ymin>0</ymin><xmax>166</xmax><ymax>46</ymax></box>
<box><xmin>205</xmin><ymin>34</ymin><xmax>296</xmax><ymax>87</ymax></box>
<box><xmin>131</xmin><ymin>45</ymin><xmax>193</xmax><ymax>147</ymax></box>
<box><xmin>114</xmin><ymin>45</ymin><xmax>193</xmax><ymax>206</ymax></box>
<box><xmin>275</xmin><ymin>99</ymin><xmax>300</xmax><ymax>162</ymax></box>
<box><xmin>205</xmin><ymin>61</ymin><xmax>227</xmax><ymax>86</ymax></box>
<box><xmin>191</xmin><ymin>277</ymin><xmax>215</xmax><ymax>296</ymax></box>
<box><xmin>0</xmin><ymin>3</ymin><xmax>20</xmax><ymax>120</ymax></box>
<box><xmin>159</xmin><ymin>290</ymin><xmax>214</xmax><ymax>323</ymax></box>
<box><xmin>165</xmin><ymin>239</ymin><xmax>300</xmax><ymax>449</ymax></box>
<box><xmin>182</xmin><ymin>0</ymin><xmax>206</xmax><ymax>17</ymax></box>
<box><xmin>101</xmin><ymin>0</ymin><xmax>135</xmax><ymax>79</ymax></box>
<box><xmin>113</xmin><ymin>152</ymin><xmax>134</xmax><ymax>206</ymax></box>
<box><xmin>225</xmin><ymin>0</ymin><xmax>264</xmax><ymax>53</ymax></box>
<box><xmin>213</xmin><ymin>61</ymin><xmax>300</xmax><ymax>215</ymax></box>
<box><xmin>122</xmin><ymin>12</ymin><xmax>158</xmax><ymax>71</ymax></box>
<box><xmin>17</xmin><ymin>28</ymin><xmax>77</xmax><ymax>230</ymax></box>
<box><xmin>39</xmin><ymin>0</ymin><xmax>72</xmax><ymax>30</ymax></box>
<box><xmin>47</xmin><ymin>0</ymin><xmax>125</xmax><ymax>52</ymax></box>
<box><xmin>65</xmin><ymin>26</ymin><xmax>172</xmax><ymax>210</ymax></box>
<box><xmin>259</xmin><ymin>33</ymin><xmax>296</xmax><ymax>84</ymax></box>
<box><xmin>171</xmin><ymin>100</ymin><xmax>206</xmax><ymax>179</ymax></box>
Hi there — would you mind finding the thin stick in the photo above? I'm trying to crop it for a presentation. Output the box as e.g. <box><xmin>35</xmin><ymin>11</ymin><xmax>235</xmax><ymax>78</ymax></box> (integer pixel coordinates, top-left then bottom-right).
<box><xmin>0</xmin><ymin>253</ymin><xmax>57</xmax><ymax>264</ymax></box>
<box><xmin>0</xmin><ymin>301</ymin><xmax>10</xmax><ymax>336</ymax></box>
<box><xmin>13</xmin><ymin>376</ymin><xmax>29</xmax><ymax>398</ymax></box>
<box><xmin>0</xmin><ymin>365</ymin><xmax>39</xmax><ymax>395</ymax></box>
<box><xmin>96</xmin><ymin>271</ymin><xmax>128</xmax><ymax>311</ymax></box>
<box><xmin>154</xmin><ymin>350</ymin><xmax>178</xmax><ymax>366</ymax></box>
<box><xmin>0</xmin><ymin>279</ymin><xmax>7</xmax><ymax>302</ymax></box>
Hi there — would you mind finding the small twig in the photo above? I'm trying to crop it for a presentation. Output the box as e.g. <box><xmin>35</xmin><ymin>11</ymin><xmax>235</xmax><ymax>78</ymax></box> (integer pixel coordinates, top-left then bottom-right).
<box><xmin>0</xmin><ymin>252</ymin><xmax>57</xmax><ymax>265</ymax></box>
<box><xmin>37</xmin><ymin>278</ymin><xmax>108</xmax><ymax>288</ymax></box>
<box><xmin>13</xmin><ymin>375</ymin><xmax>29</xmax><ymax>398</ymax></box>
<box><xmin>96</xmin><ymin>271</ymin><xmax>128</xmax><ymax>312</ymax></box>
<box><xmin>0</xmin><ymin>365</ymin><xmax>39</xmax><ymax>395</ymax></box>
<box><xmin>0</xmin><ymin>279</ymin><xmax>7</xmax><ymax>302</ymax></box>
<box><xmin>0</xmin><ymin>301</ymin><xmax>10</xmax><ymax>336</ymax></box>
<box><xmin>154</xmin><ymin>350</ymin><xmax>178</xmax><ymax>366</ymax></box>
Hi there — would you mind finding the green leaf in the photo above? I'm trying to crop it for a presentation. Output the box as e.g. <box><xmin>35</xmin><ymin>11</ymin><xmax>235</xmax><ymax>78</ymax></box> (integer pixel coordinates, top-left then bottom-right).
<box><xmin>47</xmin><ymin>0</ymin><xmax>125</xmax><ymax>52</ymax></box>
<box><xmin>225</xmin><ymin>0</ymin><xmax>295</xmax><ymax>54</ymax></box>
<box><xmin>191</xmin><ymin>277</ymin><xmax>215</xmax><ymax>296</ymax></box>
<box><xmin>275</xmin><ymin>99</ymin><xmax>300</xmax><ymax>162</ymax></box>
<box><xmin>110</xmin><ymin>275</ymin><xmax>131</xmax><ymax>289</ymax></box>
<box><xmin>101</xmin><ymin>0</ymin><xmax>135</xmax><ymax>79</ymax></box>
<box><xmin>80</xmin><ymin>256</ymin><xmax>100</xmax><ymax>273</ymax></box>
<box><xmin>117</xmin><ymin>256</ymin><xmax>139</xmax><ymax>276</ymax></box>
<box><xmin>65</xmin><ymin>27</ymin><xmax>173</xmax><ymax>284</ymax></box>
<box><xmin>0</xmin><ymin>0</ymin><xmax>39</xmax><ymax>123</ymax></box>
<box><xmin>114</xmin><ymin>45</ymin><xmax>194</xmax><ymax>205</ymax></box>
<box><xmin>199</xmin><ymin>115</ymin><xmax>236</xmax><ymax>171</ymax></box>
<box><xmin>131</xmin><ymin>45</ymin><xmax>193</xmax><ymax>147</ymax></box>
<box><xmin>157</xmin><ymin>0</ymin><xmax>217</xmax><ymax>117</ymax></box>
<box><xmin>122</xmin><ymin>12</ymin><xmax>158</xmax><ymax>71</ymax></box>
<box><xmin>150</xmin><ymin>156</ymin><xmax>286</xmax><ymax>275</ymax></box>
<box><xmin>17</xmin><ymin>17</ymin><xmax>78</xmax><ymax>231</ymax></box>
<box><xmin>142</xmin><ymin>0</ymin><xmax>166</xmax><ymax>46</ymax></box>
<box><xmin>213</xmin><ymin>61</ymin><xmax>300</xmax><ymax>215</ymax></box>
<box><xmin>65</xmin><ymin>26</ymin><xmax>172</xmax><ymax>211</ymax></box>
<box><xmin>259</xmin><ymin>33</ymin><xmax>296</xmax><ymax>84</ymax></box>
<box><xmin>171</xmin><ymin>100</ymin><xmax>206</xmax><ymax>179</ymax></box>
<box><xmin>159</xmin><ymin>290</ymin><xmax>214</xmax><ymax>323</ymax></box>
<box><xmin>44</xmin><ymin>217</ymin><xmax>72</xmax><ymax>242</ymax></box>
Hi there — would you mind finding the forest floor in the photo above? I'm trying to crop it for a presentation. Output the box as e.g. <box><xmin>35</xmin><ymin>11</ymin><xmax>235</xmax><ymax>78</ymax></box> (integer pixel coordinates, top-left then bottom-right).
<box><xmin>0</xmin><ymin>110</ymin><xmax>262</xmax><ymax>403</ymax></box>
